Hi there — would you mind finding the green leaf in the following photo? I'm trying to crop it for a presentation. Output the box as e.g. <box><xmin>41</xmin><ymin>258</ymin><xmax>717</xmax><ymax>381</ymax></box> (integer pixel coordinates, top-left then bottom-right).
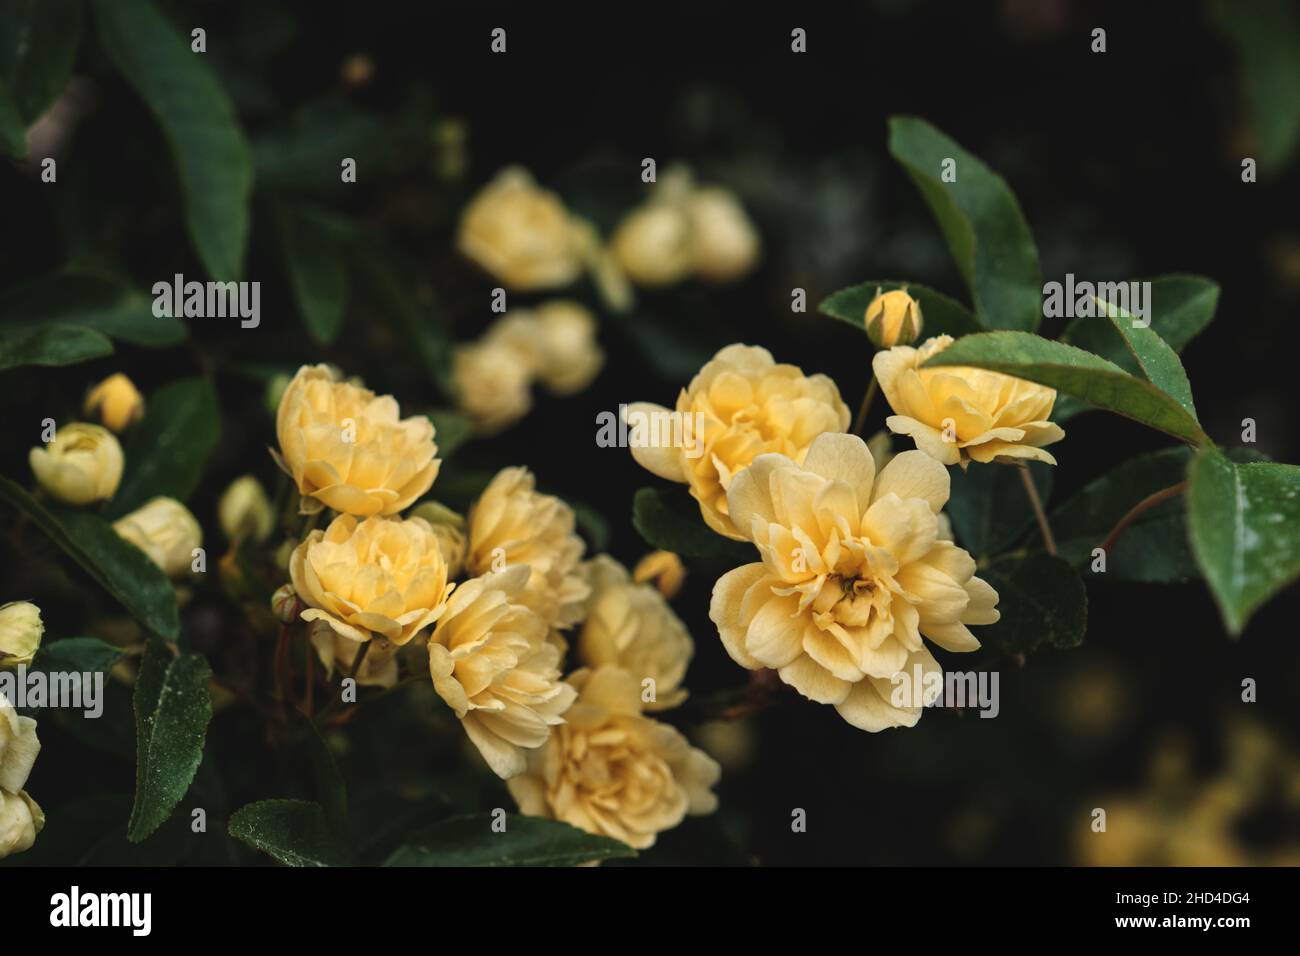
<box><xmin>1061</xmin><ymin>275</ymin><xmax>1218</xmax><ymax>371</ymax></box>
<box><xmin>818</xmin><ymin>280</ymin><xmax>982</xmax><ymax>339</ymax></box>
<box><xmin>0</xmin><ymin>81</ymin><xmax>25</xmax><ymax>158</ymax></box>
<box><xmin>228</xmin><ymin>799</ymin><xmax>350</xmax><ymax>867</ymax></box>
<box><xmin>0</xmin><ymin>0</ymin><xmax>82</xmax><ymax>122</ymax></box>
<box><xmin>383</xmin><ymin>814</ymin><xmax>635</xmax><ymax>867</ymax></box>
<box><xmin>425</xmin><ymin>409</ymin><xmax>474</xmax><ymax>458</ymax></box>
<box><xmin>94</xmin><ymin>0</ymin><xmax>252</xmax><ymax>281</ymax></box>
<box><xmin>30</xmin><ymin>636</ymin><xmax>124</xmax><ymax>677</ymax></box>
<box><xmin>252</xmin><ymin>99</ymin><xmax>388</xmax><ymax>192</ymax></box>
<box><xmin>979</xmin><ymin>552</ymin><xmax>1087</xmax><ymax>653</ymax></box>
<box><xmin>278</xmin><ymin>204</ymin><xmax>350</xmax><ymax>345</ymax></box>
<box><xmin>632</xmin><ymin>486</ymin><xmax>755</xmax><ymax>563</ymax></box>
<box><xmin>946</xmin><ymin>461</ymin><xmax>1053</xmax><ymax>557</ymax></box>
<box><xmin>1187</xmin><ymin>447</ymin><xmax>1300</xmax><ymax>635</ymax></box>
<box><xmin>1098</xmin><ymin>297</ymin><xmax>1197</xmax><ymax>417</ymax></box>
<box><xmin>1052</xmin><ymin>448</ymin><xmax>1198</xmax><ymax>582</ymax></box>
<box><xmin>128</xmin><ymin>639</ymin><xmax>213</xmax><ymax>842</ymax></box>
<box><xmin>923</xmin><ymin>331</ymin><xmax>1211</xmax><ymax>446</ymax></box>
<box><xmin>0</xmin><ymin>477</ymin><xmax>179</xmax><ymax>640</ymax></box>
<box><xmin>0</xmin><ymin>323</ymin><xmax>112</xmax><ymax>371</ymax></box>
<box><xmin>0</xmin><ymin>273</ymin><xmax>186</xmax><ymax>348</ymax></box>
<box><xmin>1209</xmin><ymin>0</ymin><xmax>1300</xmax><ymax>171</ymax></box>
<box><xmin>107</xmin><ymin>378</ymin><xmax>220</xmax><ymax>518</ymax></box>
<box><xmin>888</xmin><ymin>116</ymin><xmax>1042</xmax><ymax>332</ymax></box>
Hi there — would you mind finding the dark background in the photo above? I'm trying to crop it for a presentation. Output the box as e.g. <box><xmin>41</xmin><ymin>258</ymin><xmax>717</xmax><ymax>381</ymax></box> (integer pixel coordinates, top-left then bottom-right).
<box><xmin>2</xmin><ymin>0</ymin><xmax>1297</xmax><ymax>865</ymax></box>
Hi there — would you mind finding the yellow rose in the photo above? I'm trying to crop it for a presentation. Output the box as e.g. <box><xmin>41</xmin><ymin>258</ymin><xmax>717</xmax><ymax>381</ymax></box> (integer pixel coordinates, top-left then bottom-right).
<box><xmin>0</xmin><ymin>790</ymin><xmax>43</xmax><ymax>860</ymax></box>
<box><xmin>610</xmin><ymin>200</ymin><xmax>694</xmax><ymax>286</ymax></box>
<box><xmin>628</xmin><ymin>343</ymin><xmax>850</xmax><ymax>539</ymax></box>
<box><xmin>0</xmin><ymin>601</ymin><xmax>43</xmax><ymax>669</ymax></box>
<box><xmin>709</xmin><ymin>433</ymin><xmax>999</xmax><ymax>731</ymax></box>
<box><xmin>864</xmin><ymin>288</ymin><xmax>923</xmax><ymax>348</ymax></box>
<box><xmin>427</xmin><ymin>565</ymin><xmax>577</xmax><ymax>779</ymax></box>
<box><xmin>276</xmin><ymin>364</ymin><xmax>440</xmax><ymax>516</ymax></box>
<box><xmin>632</xmin><ymin>549</ymin><xmax>686</xmax><ymax>600</ymax></box>
<box><xmin>577</xmin><ymin>556</ymin><xmax>692</xmax><ymax>711</ymax></box>
<box><xmin>113</xmin><ymin>497</ymin><xmax>202</xmax><ymax>578</ymax></box>
<box><xmin>508</xmin><ymin>666</ymin><xmax>720</xmax><ymax>849</ymax></box>
<box><xmin>452</xmin><ymin>339</ymin><xmax>534</xmax><ymax>435</ymax></box>
<box><xmin>290</xmin><ymin>513</ymin><xmax>452</xmax><ymax>647</ymax></box>
<box><xmin>686</xmin><ymin>186</ymin><xmax>760</xmax><ymax>283</ymax></box>
<box><xmin>218</xmin><ymin>475</ymin><xmax>274</xmax><ymax>543</ymax></box>
<box><xmin>0</xmin><ymin>695</ymin><xmax>39</xmax><ymax>793</ymax></box>
<box><xmin>28</xmin><ymin>422</ymin><xmax>124</xmax><ymax>506</ymax></box>
<box><xmin>457</xmin><ymin>167</ymin><xmax>585</xmax><ymax>290</ymax></box>
<box><xmin>465</xmin><ymin>468</ymin><xmax>589</xmax><ymax>630</ymax></box>
<box><xmin>409</xmin><ymin>501</ymin><xmax>467</xmax><ymax>578</ymax></box>
<box><xmin>531</xmin><ymin>301</ymin><xmax>603</xmax><ymax>395</ymax></box>
<box><xmin>874</xmin><ymin>335</ymin><xmax>1065</xmax><ymax>467</ymax></box>
<box><xmin>83</xmin><ymin>373</ymin><xmax>145</xmax><ymax>432</ymax></box>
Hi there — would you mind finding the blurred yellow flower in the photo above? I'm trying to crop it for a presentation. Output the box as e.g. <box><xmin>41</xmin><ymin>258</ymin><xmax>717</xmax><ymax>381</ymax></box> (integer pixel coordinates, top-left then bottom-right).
<box><xmin>610</xmin><ymin>200</ymin><xmax>694</xmax><ymax>286</ymax></box>
<box><xmin>507</xmin><ymin>666</ymin><xmax>720</xmax><ymax>849</ymax></box>
<box><xmin>874</xmin><ymin>335</ymin><xmax>1064</xmax><ymax>467</ymax></box>
<box><xmin>113</xmin><ymin>497</ymin><xmax>203</xmax><ymax>578</ymax></box>
<box><xmin>709</xmin><ymin>433</ymin><xmax>998</xmax><ymax>731</ymax></box>
<box><xmin>628</xmin><ymin>343</ymin><xmax>850</xmax><ymax>539</ymax></box>
<box><xmin>276</xmin><ymin>364</ymin><xmax>440</xmax><ymax>516</ymax></box>
<box><xmin>290</xmin><ymin>513</ymin><xmax>452</xmax><ymax>647</ymax></box>
<box><xmin>0</xmin><ymin>601</ymin><xmax>42</xmax><ymax>669</ymax></box>
<box><xmin>428</xmin><ymin>565</ymin><xmax>576</xmax><ymax>779</ymax></box>
<box><xmin>457</xmin><ymin>167</ymin><xmax>586</xmax><ymax>290</ymax></box>
<box><xmin>409</xmin><ymin>501</ymin><xmax>467</xmax><ymax>578</ymax></box>
<box><xmin>632</xmin><ymin>550</ymin><xmax>686</xmax><ymax>600</ymax></box>
<box><xmin>452</xmin><ymin>339</ymin><xmax>534</xmax><ymax>435</ymax></box>
<box><xmin>531</xmin><ymin>300</ymin><xmax>604</xmax><ymax>395</ymax></box>
<box><xmin>577</xmin><ymin>556</ymin><xmax>693</xmax><ymax>711</ymax></box>
<box><xmin>83</xmin><ymin>373</ymin><xmax>144</xmax><ymax>432</ymax></box>
<box><xmin>686</xmin><ymin>186</ymin><xmax>761</xmax><ymax>283</ymax></box>
<box><xmin>465</xmin><ymin>467</ymin><xmax>589</xmax><ymax>630</ymax></box>
<box><xmin>28</xmin><ymin>422</ymin><xmax>123</xmax><ymax>506</ymax></box>
<box><xmin>218</xmin><ymin>475</ymin><xmax>274</xmax><ymax>543</ymax></box>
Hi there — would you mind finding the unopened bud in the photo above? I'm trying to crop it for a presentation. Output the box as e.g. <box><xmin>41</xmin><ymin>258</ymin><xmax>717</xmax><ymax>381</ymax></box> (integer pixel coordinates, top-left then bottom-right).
<box><xmin>271</xmin><ymin>584</ymin><xmax>303</xmax><ymax>624</ymax></box>
<box><xmin>865</xmin><ymin>288</ymin><xmax>922</xmax><ymax>348</ymax></box>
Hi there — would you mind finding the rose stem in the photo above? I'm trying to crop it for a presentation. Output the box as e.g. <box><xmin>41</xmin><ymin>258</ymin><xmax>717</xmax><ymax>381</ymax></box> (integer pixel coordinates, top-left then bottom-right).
<box><xmin>852</xmin><ymin>374</ymin><xmax>879</xmax><ymax>437</ymax></box>
<box><xmin>1099</xmin><ymin>480</ymin><xmax>1188</xmax><ymax>555</ymax></box>
<box><xmin>1017</xmin><ymin>461</ymin><xmax>1057</xmax><ymax>555</ymax></box>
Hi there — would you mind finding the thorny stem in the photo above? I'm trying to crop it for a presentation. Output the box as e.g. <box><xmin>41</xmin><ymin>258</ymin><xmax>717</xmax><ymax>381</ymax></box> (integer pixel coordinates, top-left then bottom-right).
<box><xmin>1017</xmin><ymin>462</ymin><xmax>1056</xmax><ymax>555</ymax></box>
<box><xmin>852</xmin><ymin>374</ymin><xmax>879</xmax><ymax>437</ymax></box>
<box><xmin>1099</xmin><ymin>480</ymin><xmax>1188</xmax><ymax>555</ymax></box>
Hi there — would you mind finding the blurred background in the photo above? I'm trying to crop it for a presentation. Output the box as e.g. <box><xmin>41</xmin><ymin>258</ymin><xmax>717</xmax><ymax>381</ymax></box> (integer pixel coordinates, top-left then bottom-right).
<box><xmin>1</xmin><ymin>0</ymin><xmax>1298</xmax><ymax>865</ymax></box>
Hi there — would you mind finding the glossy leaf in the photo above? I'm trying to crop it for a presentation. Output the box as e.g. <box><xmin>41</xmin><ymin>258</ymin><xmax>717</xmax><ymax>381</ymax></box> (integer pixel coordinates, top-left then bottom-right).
<box><xmin>383</xmin><ymin>814</ymin><xmax>635</xmax><ymax>867</ymax></box>
<box><xmin>95</xmin><ymin>0</ymin><xmax>252</xmax><ymax>281</ymax></box>
<box><xmin>0</xmin><ymin>323</ymin><xmax>112</xmax><ymax>372</ymax></box>
<box><xmin>1187</xmin><ymin>447</ymin><xmax>1300</xmax><ymax>635</ymax></box>
<box><xmin>923</xmin><ymin>331</ymin><xmax>1211</xmax><ymax>446</ymax></box>
<box><xmin>228</xmin><ymin>799</ymin><xmax>350</xmax><ymax>867</ymax></box>
<box><xmin>945</xmin><ymin>460</ymin><xmax>1053</xmax><ymax>558</ymax></box>
<box><xmin>0</xmin><ymin>273</ymin><xmax>186</xmax><ymax>348</ymax></box>
<box><xmin>632</xmin><ymin>486</ymin><xmax>754</xmax><ymax>563</ymax></box>
<box><xmin>0</xmin><ymin>0</ymin><xmax>82</xmax><ymax>122</ymax></box>
<box><xmin>0</xmin><ymin>478</ymin><xmax>179</xmax><ymax>640</ymax></box>
<box><xmin>278</xmin><ymin>204</ymin><xmax>350</xmax><ymax>344</ymax></box>
<box><xmin>888</xmin><ymin>116</ymin><xmax>1041</xmax><ymax>332</ymax></box>
<box><xmin>128</xmin><ymin>639</ymin><xmax>213</xmax><ymax>842</ymax></box>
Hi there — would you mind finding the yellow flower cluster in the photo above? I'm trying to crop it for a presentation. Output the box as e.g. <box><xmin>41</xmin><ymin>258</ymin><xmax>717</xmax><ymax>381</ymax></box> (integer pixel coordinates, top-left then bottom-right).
<box><xmin>274</xmin><ymin>366</ymin><xmax>714</xmax><ymax>847</ymax></box>
<box><xmin>453</xmin><ymin>301</ymin><xmax>604</xmax><ymax>434</ymax></box>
